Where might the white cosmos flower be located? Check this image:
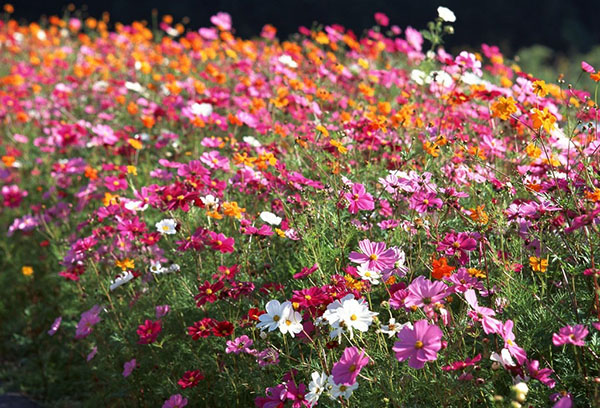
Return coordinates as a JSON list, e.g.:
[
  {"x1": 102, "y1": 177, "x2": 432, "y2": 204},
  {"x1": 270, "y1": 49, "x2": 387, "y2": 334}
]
[
  {"x1": 260, "y1": 211, "x2": 282, "y2": 226},
  {"x1": 328, "y1": 376, "x2": 358, "y2": 399},
  {"x1": 356, "y1": 264, "x2": 382, "y2": 285},
  {"x1": 168, "y1": 264, "x2": 180, "y2": 273},
  {"x1": 156, "y1": 219, "x2": 177, "y2": 235},
  {"x1": 124, "y1": 200, "x2": 148, "y2": 213},
  {"x1": 242, "y1": 135, "x2": 261, "y2": 147},
  {"x1": 490, "y1": 348, "x2": 516, "y2": 369},
  {"x1": 322, "y1": 294, "x2": 378, "y2": 339},
  {"x1": 306, "y1": 372, "x2": 328, "y2": 406},
  {"x1": 200, "y1": 194, "x2": 219, "y2": 211},
  {"x1": 110, "y1": 271, "x2": 134, "y2": 291},
  {"x1": 437, "y1": 6, "x2": 456, "y2": 23},
  {"x1": 190, "y1": 102, "x2": 213, "y2": 117},
  {"x1": 278, "y1": 304, "x2": 303, "y2": 337},
  {"x1": 410, "y1": 69, "x2": 427, "y2": 85},
  {"x1": 257, "y1": 300, "x2": 290, "y2": 332},
  {"x1": 278, "y1": 54, "x2": 298, "y2": 68},
  {"x1": 378, "y1": 318, "x2": 412, "y2": 338},
  {"x1": 149, "y1": 262, "x2": 167, "y2": 274}
]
